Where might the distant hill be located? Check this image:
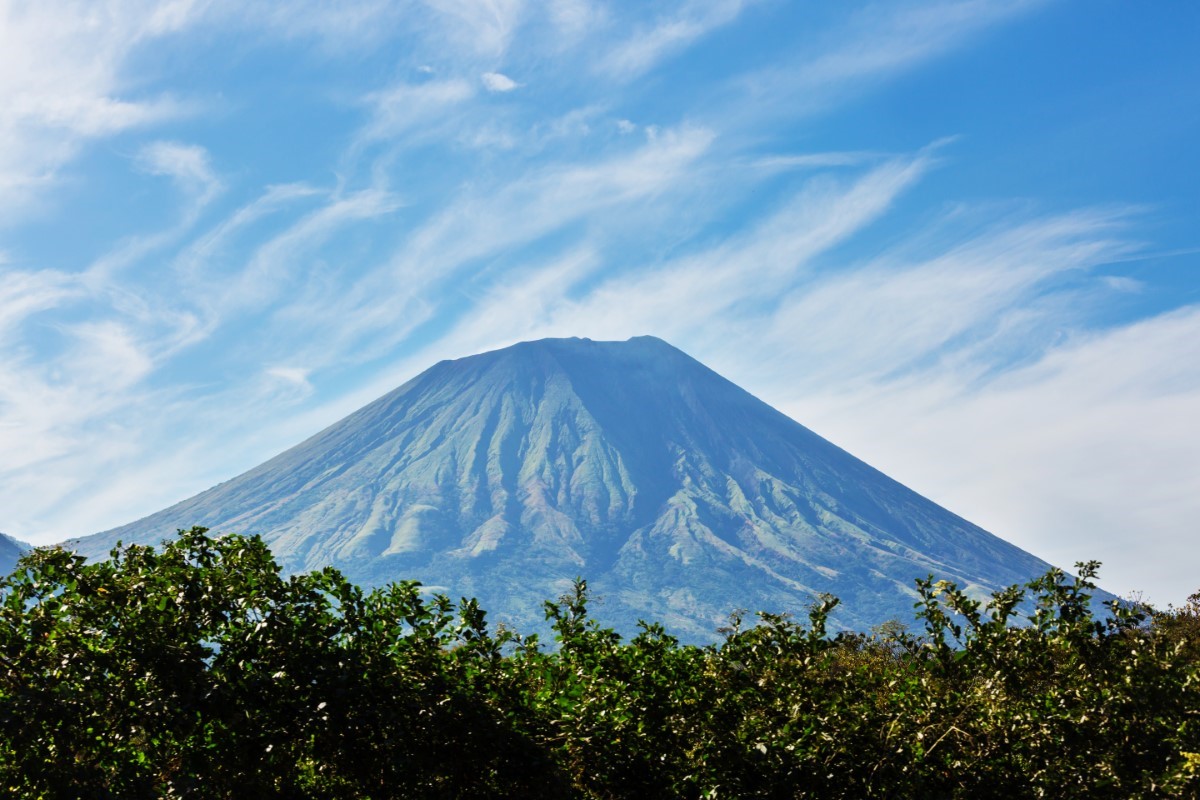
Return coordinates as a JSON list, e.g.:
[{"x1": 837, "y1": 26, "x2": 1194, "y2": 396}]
[
  {"x1": 67, "y1": 336, "x2": 1062, "y2": 640},
  {"x1": 0, "y1": 533, "x2": 30, "y2": 577}
]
